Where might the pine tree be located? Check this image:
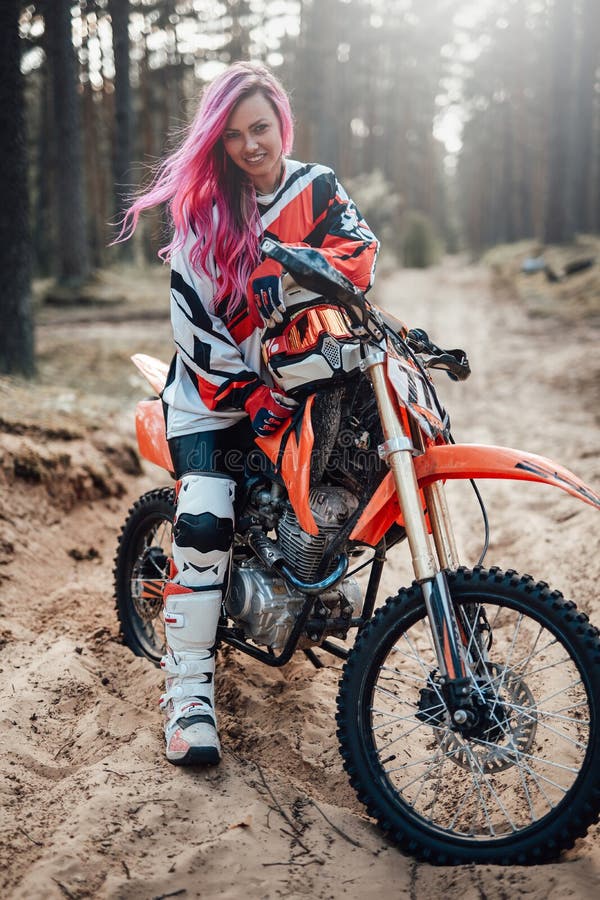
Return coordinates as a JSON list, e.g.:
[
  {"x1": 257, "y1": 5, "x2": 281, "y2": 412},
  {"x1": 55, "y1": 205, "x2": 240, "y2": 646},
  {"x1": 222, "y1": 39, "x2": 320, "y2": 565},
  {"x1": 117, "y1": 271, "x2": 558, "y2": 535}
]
[{"x1": 0, "y1": 0, "x2": 35, "y2": 376}]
